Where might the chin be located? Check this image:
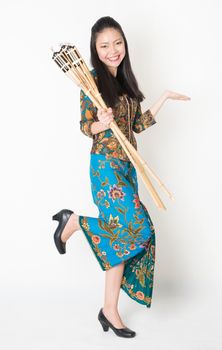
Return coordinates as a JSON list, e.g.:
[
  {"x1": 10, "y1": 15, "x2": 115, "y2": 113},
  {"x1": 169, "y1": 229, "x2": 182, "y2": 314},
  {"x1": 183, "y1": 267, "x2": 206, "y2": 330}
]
[{"x1": 107, "y1": 60, "x2": 123, "y2": 69}]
